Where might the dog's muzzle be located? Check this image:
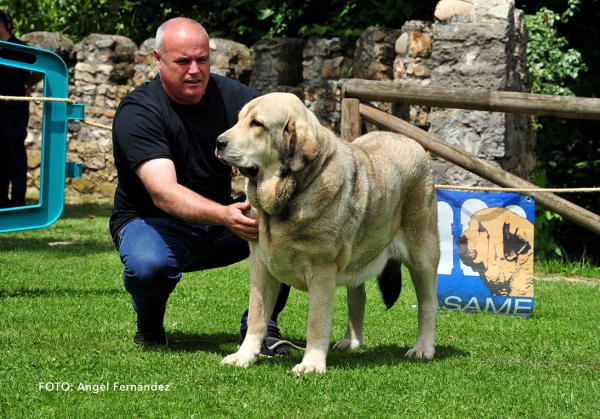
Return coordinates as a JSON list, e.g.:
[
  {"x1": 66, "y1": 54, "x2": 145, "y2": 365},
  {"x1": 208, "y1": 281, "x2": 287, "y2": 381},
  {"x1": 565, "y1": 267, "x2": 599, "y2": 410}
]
[
  {"x1": 215, "y1": 136, "x2": 259, "y2": 178},
  {"x1": 215, "y1": 136, "x2": 229, "y2": 157}
]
